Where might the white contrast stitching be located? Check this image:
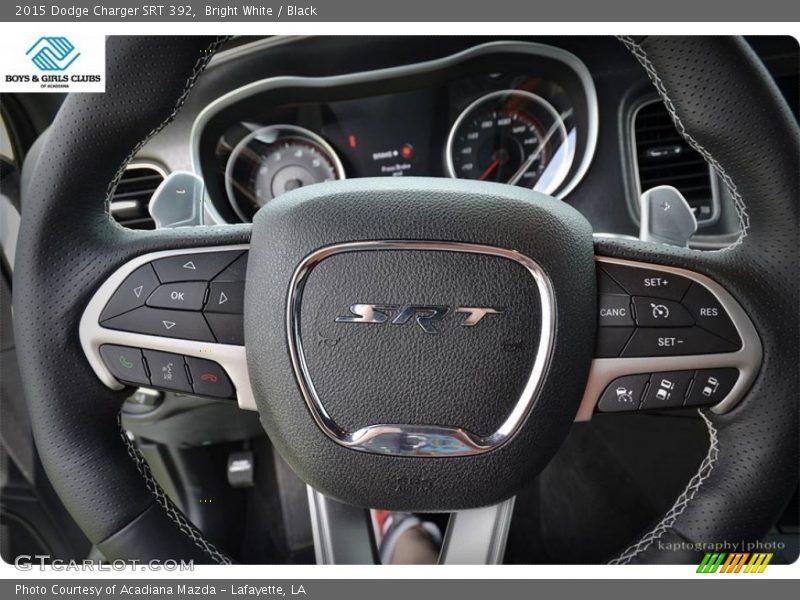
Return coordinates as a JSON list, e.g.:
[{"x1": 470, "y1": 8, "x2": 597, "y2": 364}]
[
  {"x1": 617, "y1": 35, "x2": 749, "y2": 251},
  {"x1": 119, "y1": 422, "x2": 232, "y2": 564},
  {"x1": 109, "y1": 36, "x2": 233, "y2": 564},
  {"x1": 103, "y1": 36, "x2": 230, "y2": 216},
  {"x1": 609, "y1": 410, "x2": 719, "y2": 565}
]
